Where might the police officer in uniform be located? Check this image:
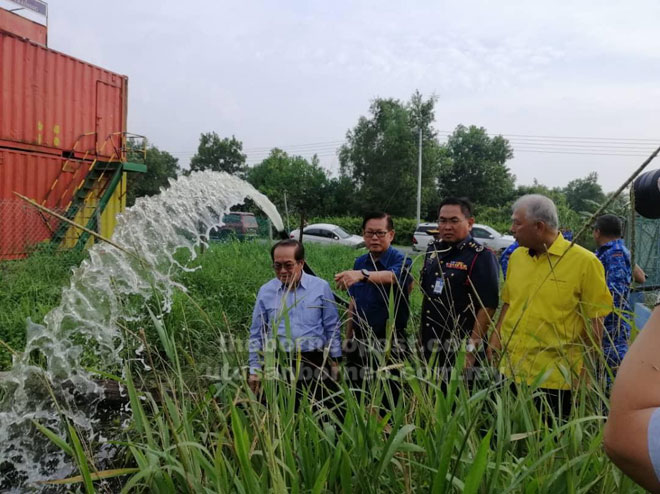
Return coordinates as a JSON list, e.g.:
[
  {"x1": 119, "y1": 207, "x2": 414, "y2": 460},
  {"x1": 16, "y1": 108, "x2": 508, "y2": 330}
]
[{"x1": 420, "y1": 197, "x2": 500, "y2": 379}]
